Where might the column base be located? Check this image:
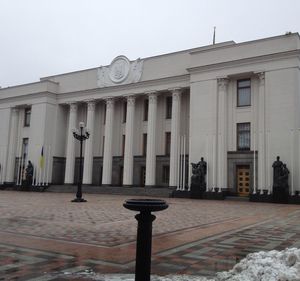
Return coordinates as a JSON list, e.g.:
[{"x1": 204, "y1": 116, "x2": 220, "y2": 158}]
[
  {"x1": 122, "y1": 185, "x2": 134, "y2": 188},
  {"x1": 3, "y1": 182, "x2": 15, "y2": 187},
  {"x1": 145, "y1": 185, "x2": 157, "y2": 188}
]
